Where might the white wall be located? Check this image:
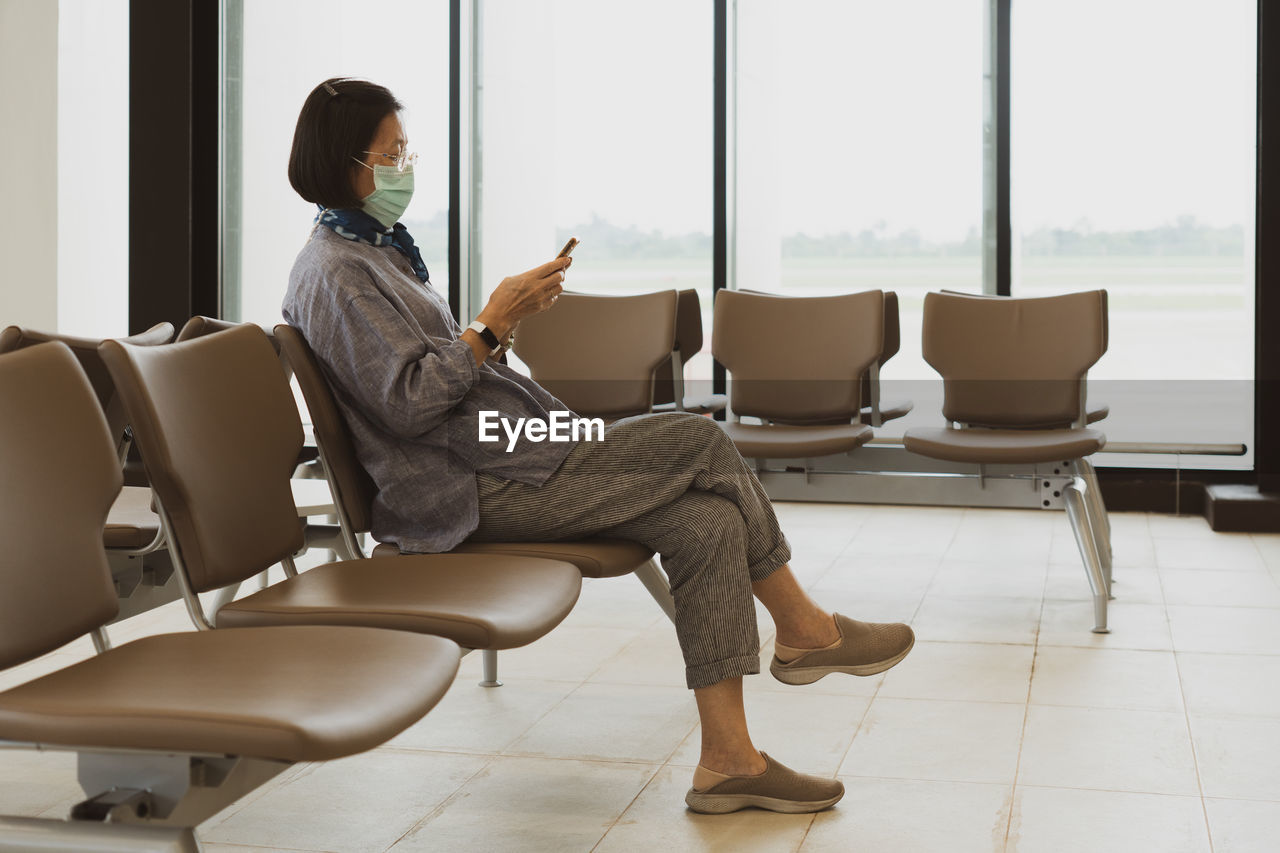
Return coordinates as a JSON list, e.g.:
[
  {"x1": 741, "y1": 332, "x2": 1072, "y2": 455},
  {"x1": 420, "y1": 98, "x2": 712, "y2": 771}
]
[
  {"x1": 0, "y1": 0, "x2": 58, "y2": 330},
  {"x1": 57, "y1": 0, "x2": 128, "y2": 336}
]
